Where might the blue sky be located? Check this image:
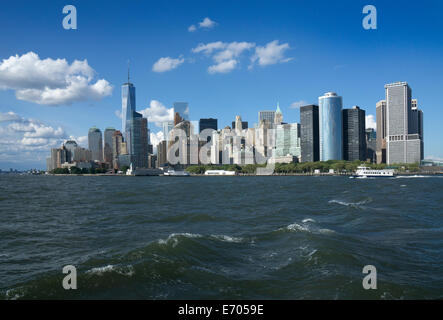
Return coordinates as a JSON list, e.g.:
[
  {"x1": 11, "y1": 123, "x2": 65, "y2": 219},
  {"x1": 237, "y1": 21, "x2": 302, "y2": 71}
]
[{"x1": 0, "y1": 0, "x2": 442, "y2": 169}]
